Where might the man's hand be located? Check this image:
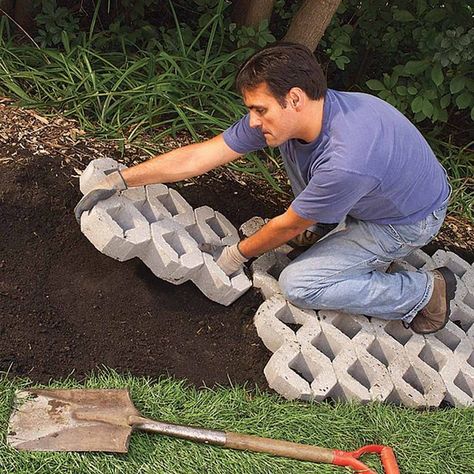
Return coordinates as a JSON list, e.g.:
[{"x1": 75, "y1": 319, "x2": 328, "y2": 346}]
[
  {"x1": 200, "y1": 243, "x2": 248, "y2": 276},
  {"x1": 74, "y1": 170, "x2": 127, "y2": 223}
]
